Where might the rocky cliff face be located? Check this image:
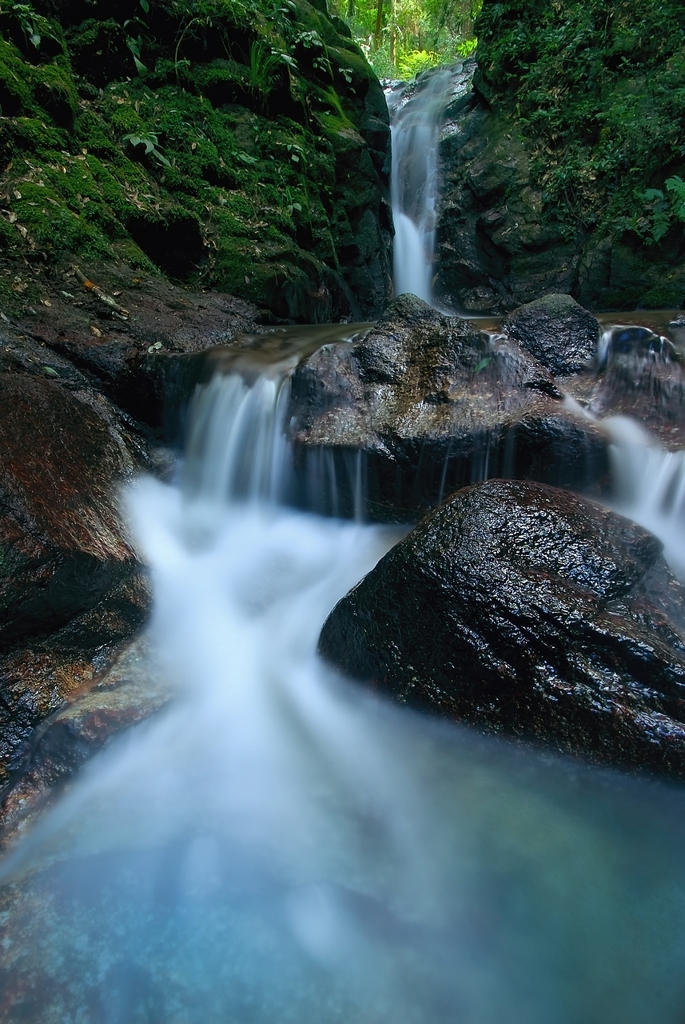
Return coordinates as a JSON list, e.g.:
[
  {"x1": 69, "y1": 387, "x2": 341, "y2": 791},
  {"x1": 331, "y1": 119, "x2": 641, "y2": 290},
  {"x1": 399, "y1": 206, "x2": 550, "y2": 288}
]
[
  {"x1": 0, "y1": 0, "x2": 392, "y2": 322},
  {"x1": 433, "y1": 0, "x2": 685, "y2": 316}
]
